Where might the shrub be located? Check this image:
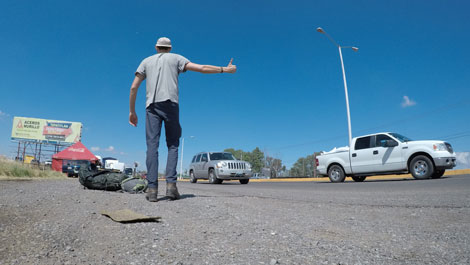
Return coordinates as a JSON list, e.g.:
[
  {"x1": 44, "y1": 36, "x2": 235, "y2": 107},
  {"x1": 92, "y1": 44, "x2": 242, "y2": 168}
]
[{"x1": 0, "y1": 157, "x2": 66, "y2": 179}]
